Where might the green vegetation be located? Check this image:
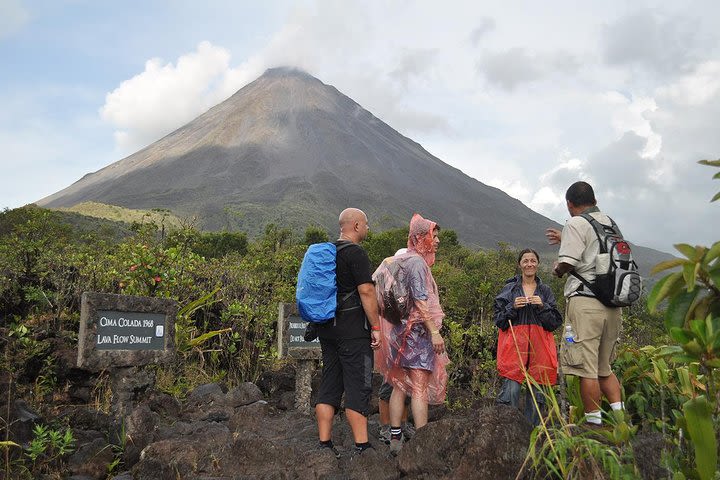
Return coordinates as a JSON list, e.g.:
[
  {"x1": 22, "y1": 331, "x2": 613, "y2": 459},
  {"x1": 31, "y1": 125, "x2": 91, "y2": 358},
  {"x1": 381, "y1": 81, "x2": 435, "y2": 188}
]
[
  {"x1": 0, "y1": 161, "x2": 718, "y2": 477},
  {"x1": 54, "y1": 201, "x2": 184, "y2": 229}
]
